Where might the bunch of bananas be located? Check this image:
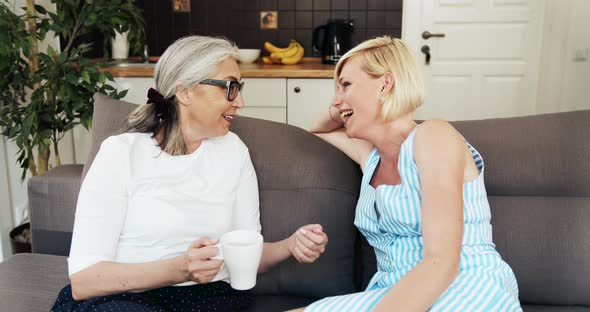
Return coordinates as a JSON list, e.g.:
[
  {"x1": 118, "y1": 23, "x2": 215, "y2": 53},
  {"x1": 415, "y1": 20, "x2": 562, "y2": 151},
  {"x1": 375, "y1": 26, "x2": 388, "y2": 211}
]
[{"x1": 262, "y1": 39, "x2": 304, "y2": 65}]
